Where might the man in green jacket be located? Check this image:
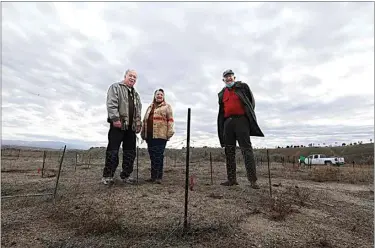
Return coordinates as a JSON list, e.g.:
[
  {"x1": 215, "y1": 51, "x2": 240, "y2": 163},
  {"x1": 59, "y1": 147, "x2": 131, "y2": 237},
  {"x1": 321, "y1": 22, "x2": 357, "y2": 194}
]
[
  {"x1": 102, "y1": 69, "x2": 142, "y2": 185},
  {"x1": 217, "y1": 69, "x2": 264, "y2": 189}
]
